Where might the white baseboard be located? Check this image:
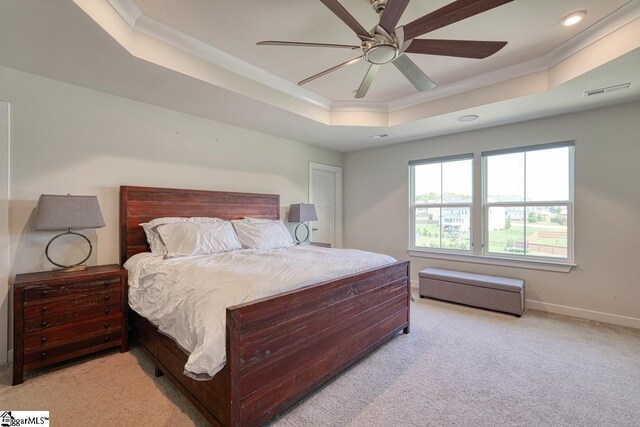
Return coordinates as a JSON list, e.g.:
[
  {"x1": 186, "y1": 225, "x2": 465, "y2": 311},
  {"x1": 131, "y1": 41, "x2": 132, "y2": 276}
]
[
  {"x1": 411, "y1": 279, "x2": 639, "y2": 329},
  {"x1": 525, "y1": 300, "x2": 640, "y2": 329},
  {"x1": 7, "y1": 349, "x2": 13, "y2": 364}
]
